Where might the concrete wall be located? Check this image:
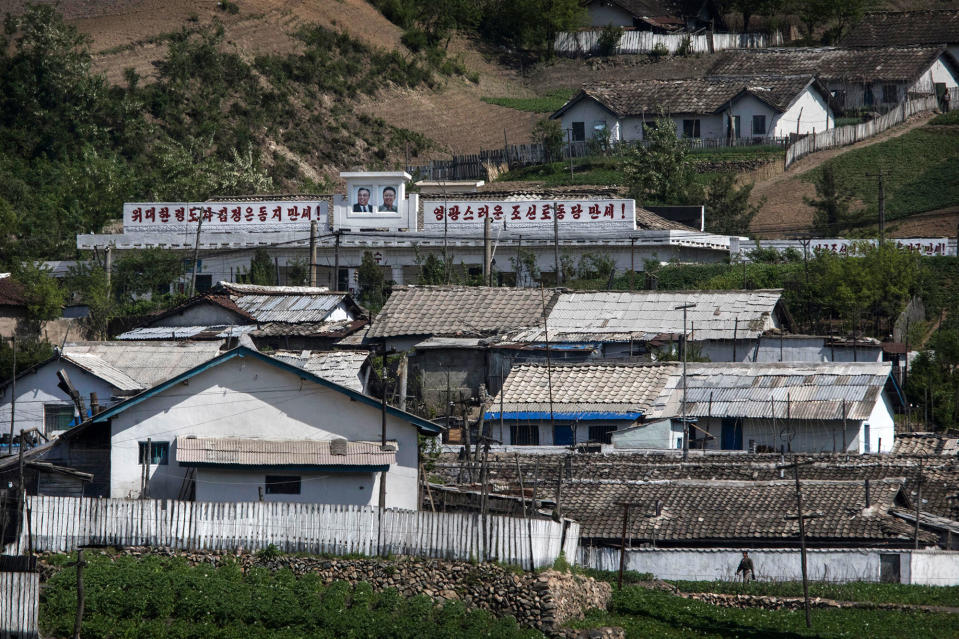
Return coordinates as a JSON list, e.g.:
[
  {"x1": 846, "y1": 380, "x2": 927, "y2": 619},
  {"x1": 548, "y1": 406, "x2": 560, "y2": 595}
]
[
  {"x1": 194, "y1": 468, "x2": 378, "y2": 504},
  {"x1": 586, "y1": 2, "x2": 634, "y2": 27},
  {"x1": 911, "y1": 57, "x2": 959, "y2": 94},
  {"x1": 412, "y1": 347, "x2": 488, "y2": 410},
  {"x1": 612, "y1": 418, "x2": 682, "y2": 449},
  {"x1": 154, "y1": 303, "x2": 243, "y2": 327},
  {"x1": 775, "y1": 87, "x2": 833, "y2": 137},
  {"x1": 695, "y1": 416, "x2": 864, "y2": 453},
  {"x1": 701, "y1": 337, "x2": 883, "y2": 363},
  {"x1": 556, "y1": 98, "x2": 621, "y2": 141},
  {"x1": 108, "y1": 355, "x2": 422, "y2": 509},
  {"x1": 499, "y1": 419, "x2": 630, "y2": 446},
  {"x1": 579, "y1": 546, "x2": 959, "y2": 585},
  {"x1": 0, "y1": 359, "x2": 122, "y2": 437}
]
